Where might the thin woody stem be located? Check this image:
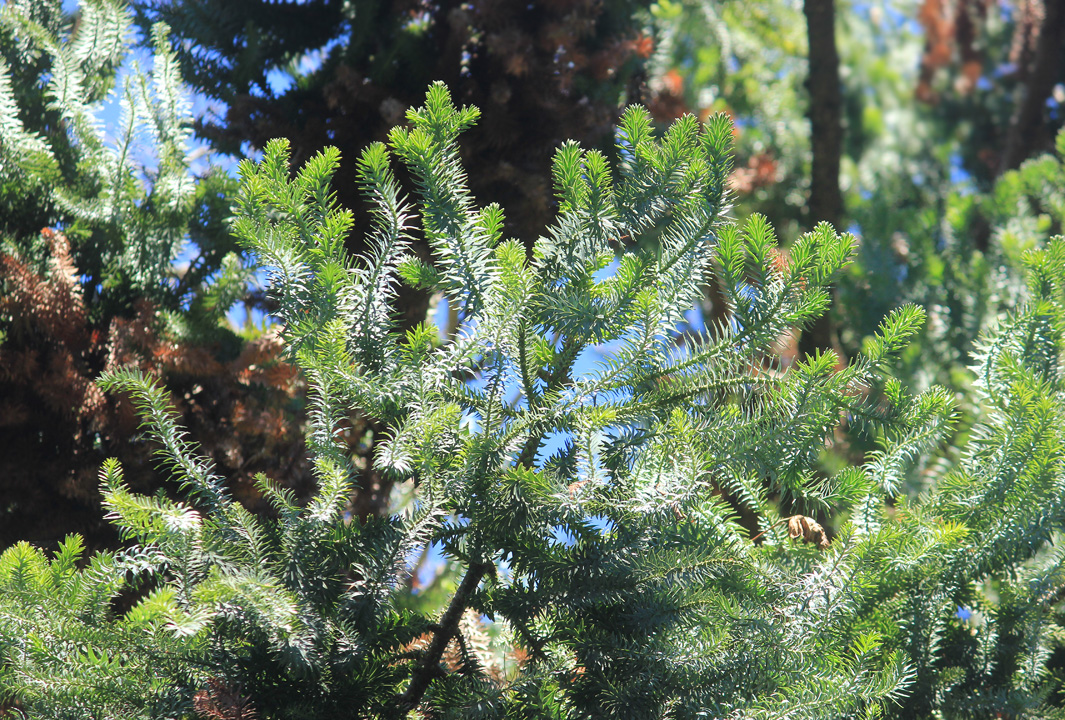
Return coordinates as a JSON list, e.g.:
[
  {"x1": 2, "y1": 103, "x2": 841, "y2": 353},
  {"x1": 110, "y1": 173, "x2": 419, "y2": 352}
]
[
  {"x1": 749, "y1": 518, "x2": 787, "y2": 545},
  {"x1": 392, "y1": 561, "x2": 490, "y2": 714}
]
